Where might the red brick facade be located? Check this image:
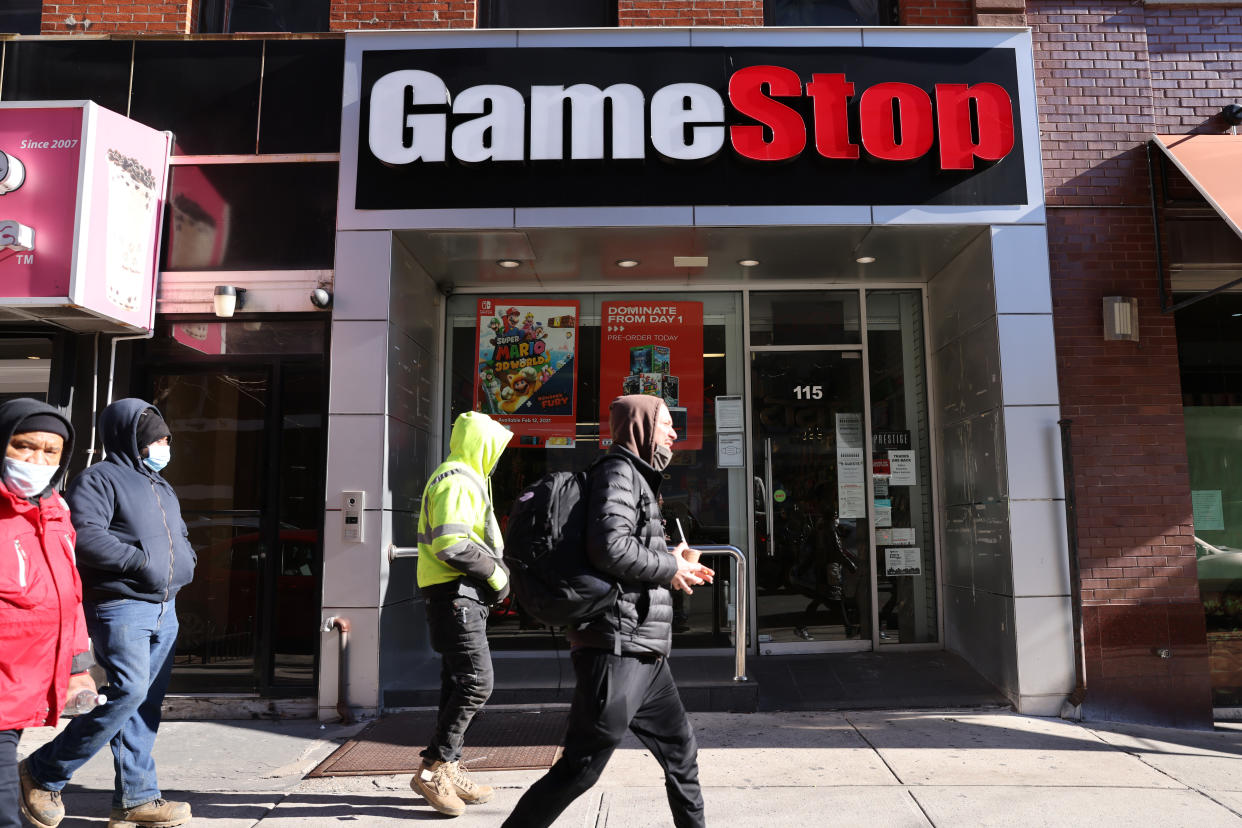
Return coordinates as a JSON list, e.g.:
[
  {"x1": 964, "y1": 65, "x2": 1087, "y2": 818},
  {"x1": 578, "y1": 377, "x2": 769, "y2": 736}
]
[
  {"x1": 330, "y1": 0, "x2": 475, "y2": 29},
  {"x1": 619, "y1": 0, "x2": 763, "y2": 25},
  {"x1": 1030, "y1": 0, "x2": 1241, "y2": 724},
  {"x1": 40, "y1": 1, "x2": 194, "y2": 33}
]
